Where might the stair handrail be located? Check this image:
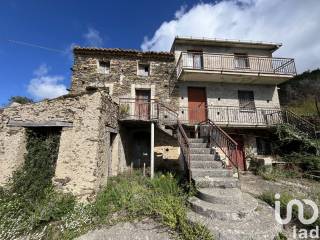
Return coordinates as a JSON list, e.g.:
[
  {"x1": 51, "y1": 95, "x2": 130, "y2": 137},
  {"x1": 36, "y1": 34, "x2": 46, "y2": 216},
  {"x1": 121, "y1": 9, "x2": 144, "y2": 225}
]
[
  {"x1": 154, "y1": 100, "x2": 179, "y2": 124},
  {"x1": 198, "y1": 119, "x2": 239, "y2": 177},
  {"x1": 282, "y1": 108, "x2": 317, "y2": 138},
  {"x1": 177, "y1": 120, "x2": 192, "y2": 183}
]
